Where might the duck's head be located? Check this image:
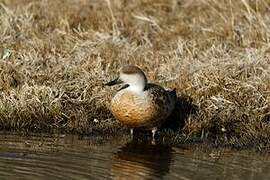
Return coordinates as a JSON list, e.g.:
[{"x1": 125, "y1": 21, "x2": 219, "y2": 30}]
[{"x1": 105, "y1": 65, "x2": 147, "y2": 91}]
